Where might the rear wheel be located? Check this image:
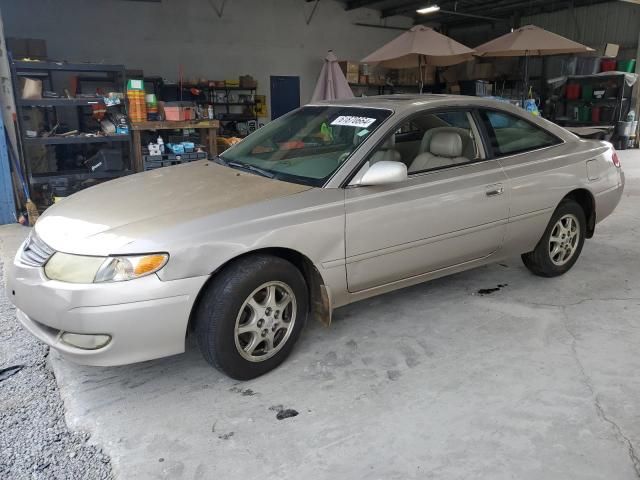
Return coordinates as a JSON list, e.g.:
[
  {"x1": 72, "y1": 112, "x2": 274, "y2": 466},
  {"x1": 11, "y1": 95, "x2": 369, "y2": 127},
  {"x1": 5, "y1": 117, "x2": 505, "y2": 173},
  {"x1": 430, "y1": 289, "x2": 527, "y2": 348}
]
[
  {"x1": 521, "y1": 199, "x2": 586, "y2": 277},
  {"x1": 195, "y1": 254, "x2": 308, "y2": 379}
]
